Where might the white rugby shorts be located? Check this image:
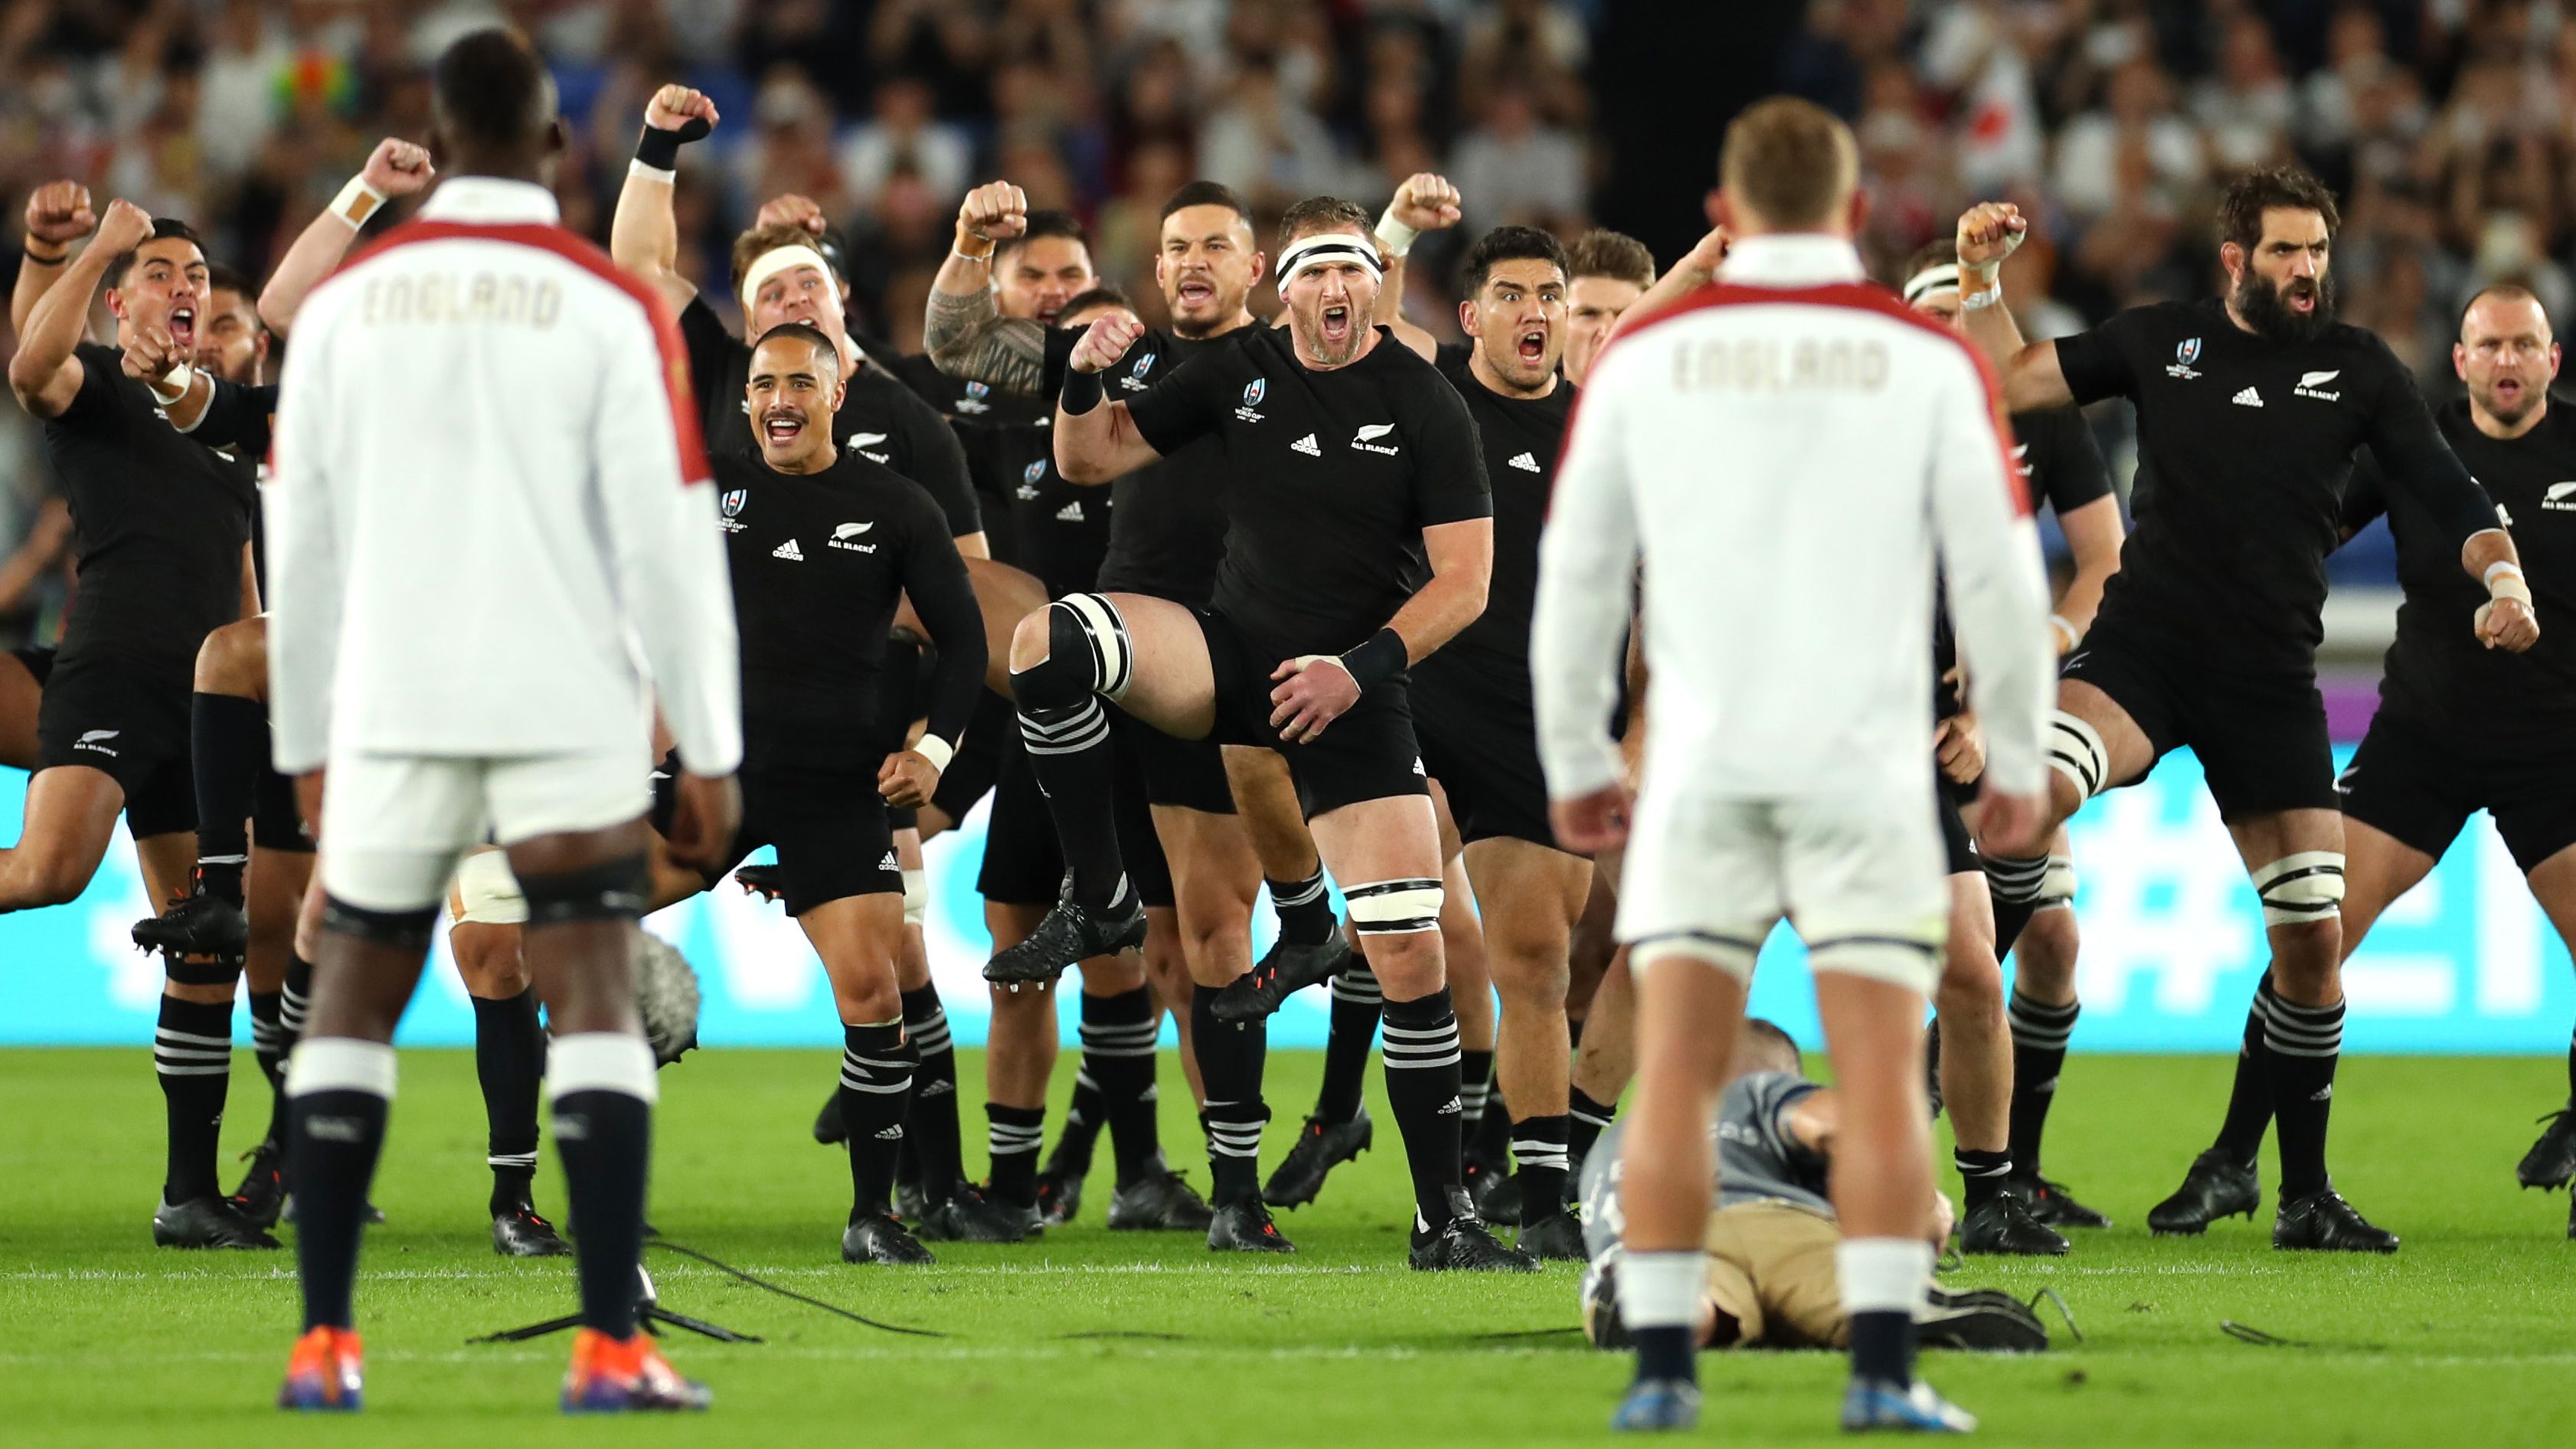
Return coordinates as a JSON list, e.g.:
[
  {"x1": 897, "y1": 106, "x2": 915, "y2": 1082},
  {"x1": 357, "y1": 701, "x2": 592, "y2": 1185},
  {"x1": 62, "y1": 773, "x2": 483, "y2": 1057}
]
[
  {"x1": 321, "y1": 745, "x2": 649, "y2": 913},
  {"x1": 1615, "y1": 786, "x2": 1949, "y2": 994}
]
